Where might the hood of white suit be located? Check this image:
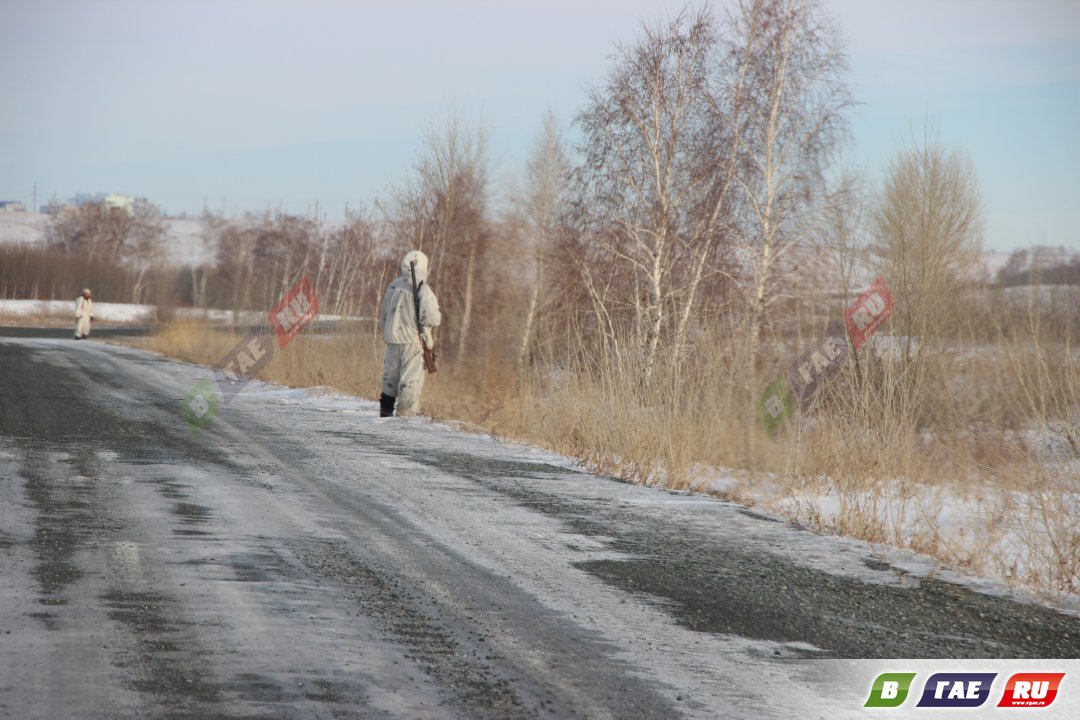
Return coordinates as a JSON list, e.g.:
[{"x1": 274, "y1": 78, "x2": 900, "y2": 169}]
[{"x1": 401, "y1": 250, "x2": 429, "y2": 284}]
